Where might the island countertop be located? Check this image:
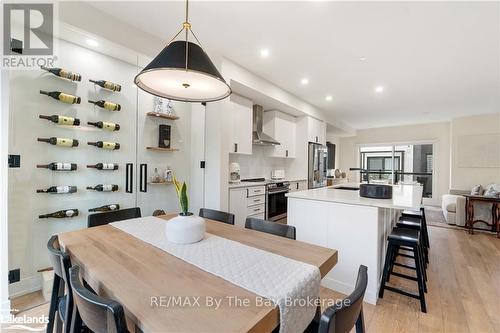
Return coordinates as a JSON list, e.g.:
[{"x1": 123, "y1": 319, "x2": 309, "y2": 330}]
[{"x1": 286, "y1": 183, "x2": 423, "y2": 210}]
